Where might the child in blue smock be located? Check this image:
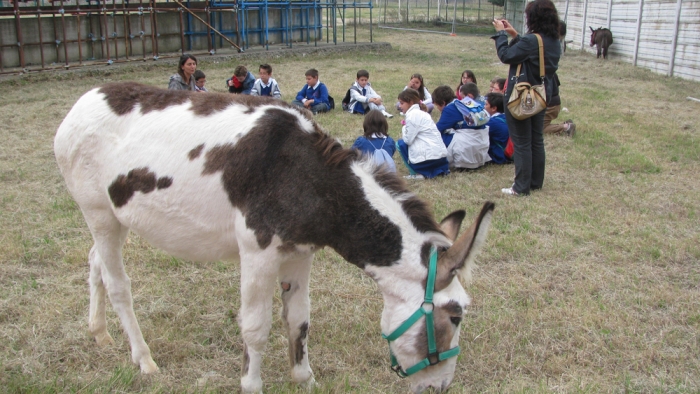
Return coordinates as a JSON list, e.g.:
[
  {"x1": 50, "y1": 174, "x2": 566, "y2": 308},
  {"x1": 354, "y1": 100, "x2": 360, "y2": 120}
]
[{"x1": 351, "y1": 110, "x2": 397, "y2": 173}]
